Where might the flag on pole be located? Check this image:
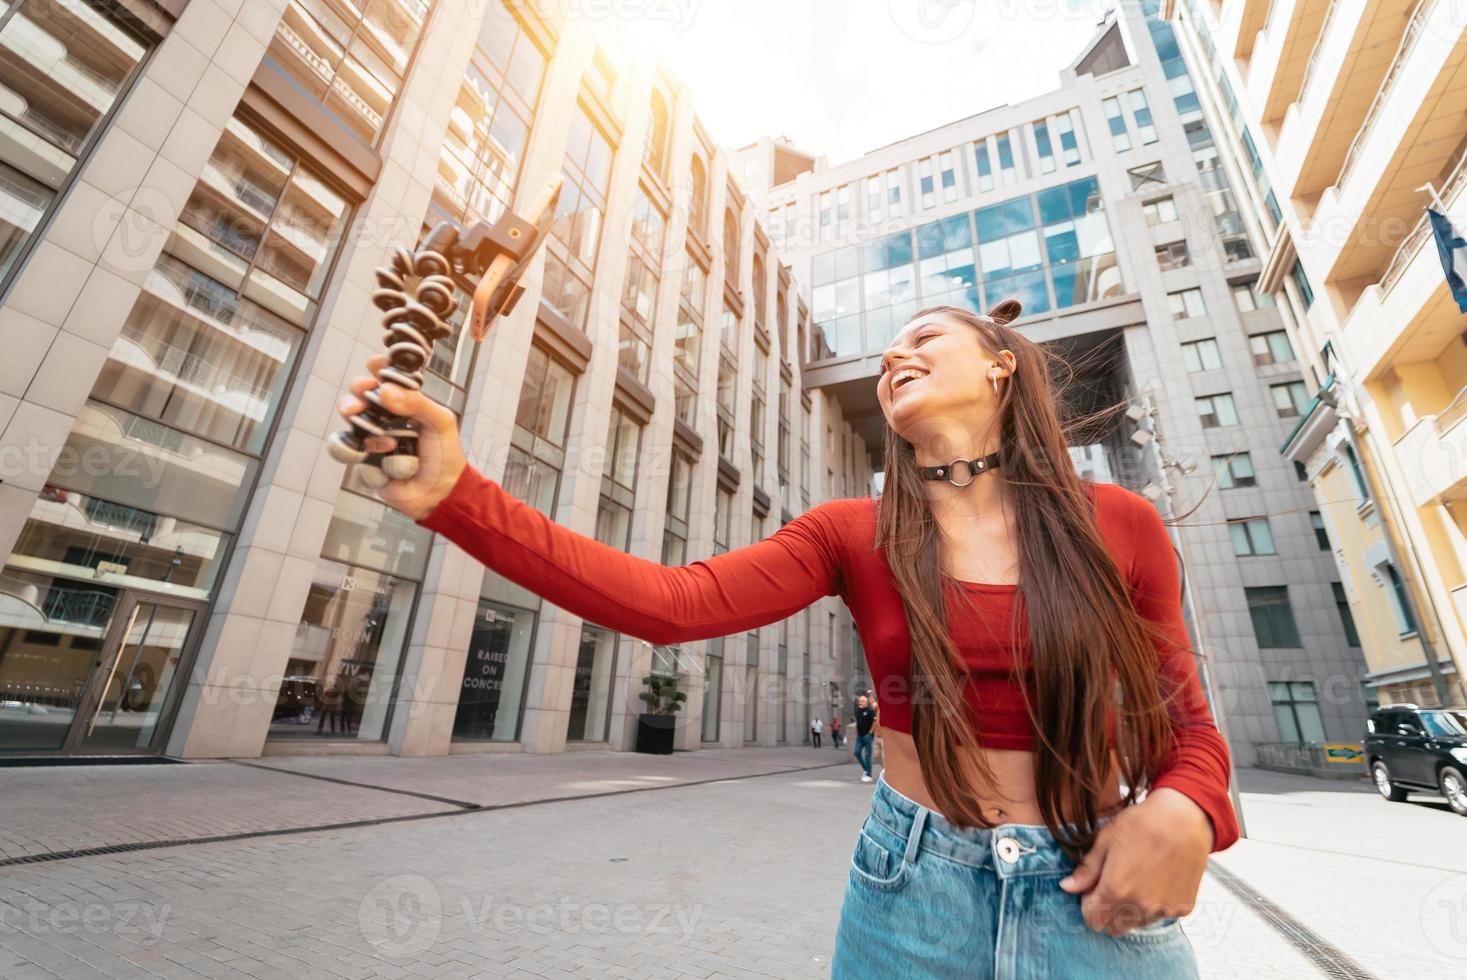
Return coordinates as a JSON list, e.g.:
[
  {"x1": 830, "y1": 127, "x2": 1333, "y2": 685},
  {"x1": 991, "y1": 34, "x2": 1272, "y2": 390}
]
[{"x1": 1428, "y1": 208, "x2": 1467, "y2": 313}]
